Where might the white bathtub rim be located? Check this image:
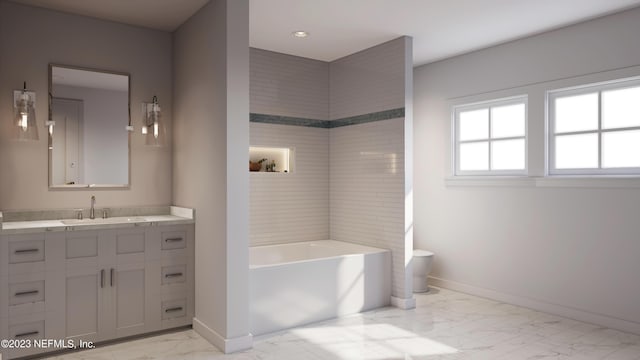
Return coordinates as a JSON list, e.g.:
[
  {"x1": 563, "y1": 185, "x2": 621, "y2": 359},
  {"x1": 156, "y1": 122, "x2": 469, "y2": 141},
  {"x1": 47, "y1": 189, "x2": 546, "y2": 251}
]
[
  {"x1": 250, "y1": 239, "x2": 388, "y2": 253},
  {"x1": 250, "y1": 251, "x2": 390, "y2": 270},
  {"x1": 249, "y1": 239, "x2": 390, "y2": 270}
]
